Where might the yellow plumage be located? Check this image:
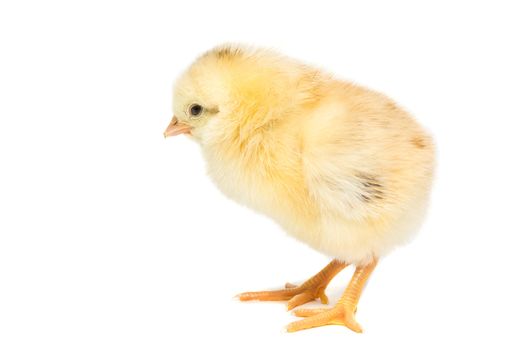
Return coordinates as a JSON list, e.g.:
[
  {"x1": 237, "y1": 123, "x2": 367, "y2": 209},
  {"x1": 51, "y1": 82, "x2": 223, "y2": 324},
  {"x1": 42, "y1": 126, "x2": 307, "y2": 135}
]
[{"x1": 165, "y1": 44, "x2": 435, "y2": 332}]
